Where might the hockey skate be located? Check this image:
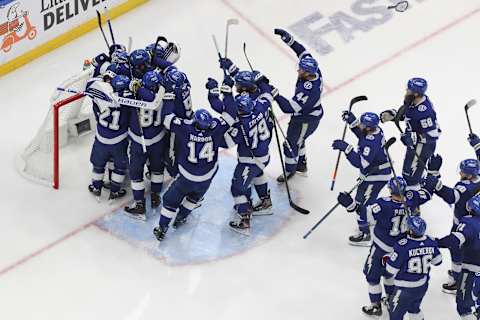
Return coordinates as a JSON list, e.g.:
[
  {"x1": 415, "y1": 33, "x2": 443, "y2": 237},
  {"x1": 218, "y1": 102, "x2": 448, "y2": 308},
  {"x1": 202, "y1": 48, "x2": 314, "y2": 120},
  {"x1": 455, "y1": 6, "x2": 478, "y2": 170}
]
[
  {"x1": 229, "y1": 213, "x2": 251, "y2": 236},
  {"x1": 296, "y1": 159, "x2": 308, "y2": 176},
  {"x1": 361, "y1": 303, "x2": 382, "y2": 316},
  {"x1": 88, "y1": 184, "x2": 101, "y2": 202},
  {"x1": 172, "y1": 215, "x2": 188, "y2": 229},
  {"x1": 441, "y1": 280, "x2": 457, "y2": 294},
  {"x1": 151, "y1": 192, "x2": 161, "y2": 210},
  {"x1": 153, "y1": 225, "x2": 168, "y2": 241},
  {"x1": 252, "y1": 194, "x2": 273, "y2": 216},
  {"x1": 277, "y1": 171, "x2": 295, "y2": 183},
  {"x1": 108, "y1": 189, "x2": 126, "y2": 201},
  {"x1": 124, "y1": 200, "x2": 147, "y2": 221},
  {"x1": 349, "y1": 231, "x2": 371, "y2": 247}
]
